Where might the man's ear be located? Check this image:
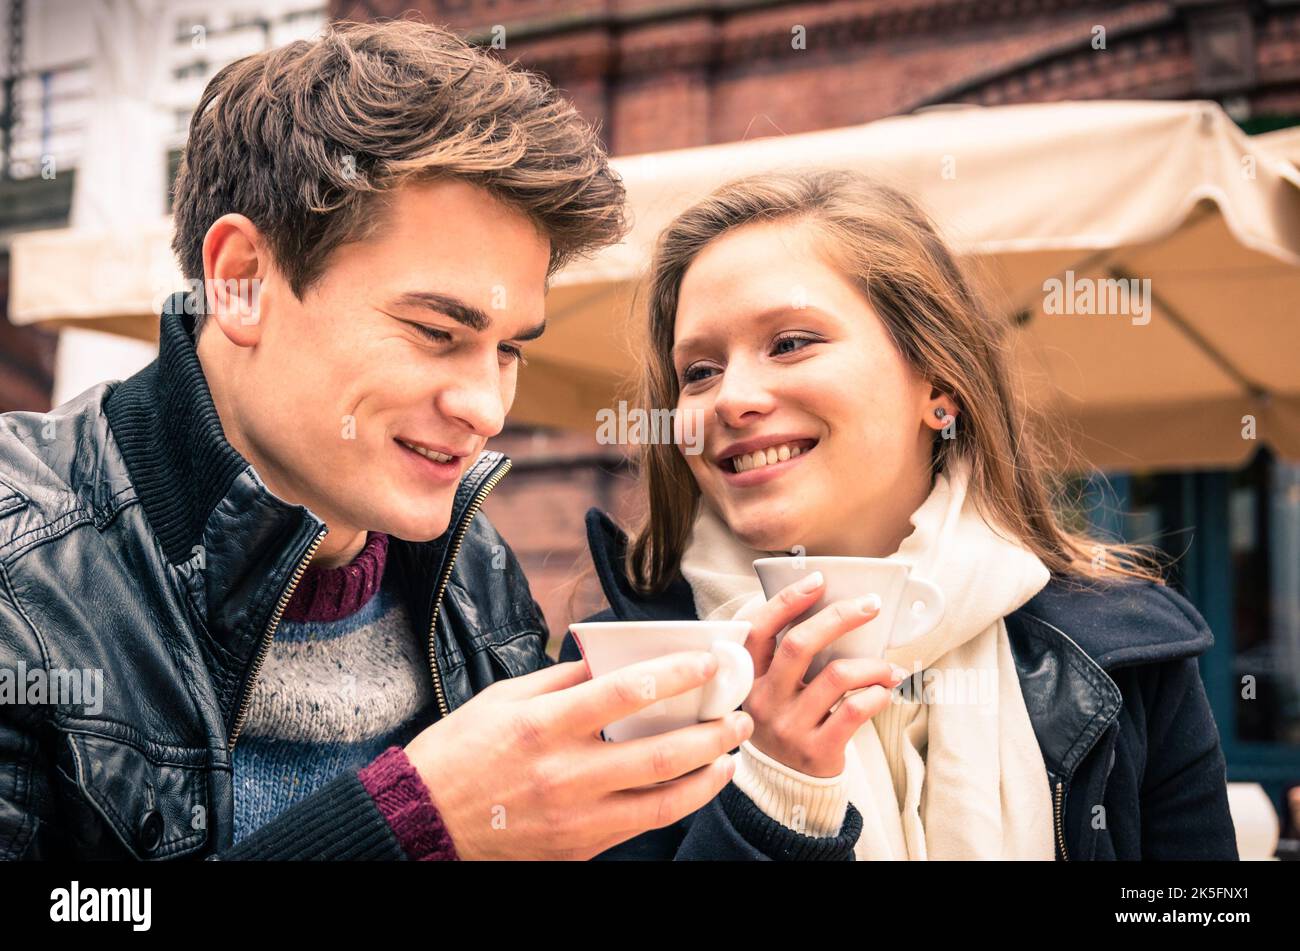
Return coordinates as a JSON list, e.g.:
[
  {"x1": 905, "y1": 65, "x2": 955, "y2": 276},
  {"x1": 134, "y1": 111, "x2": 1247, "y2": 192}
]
[{"x1": 201, "y1": 214, "x2": 267, "y2": 345}]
